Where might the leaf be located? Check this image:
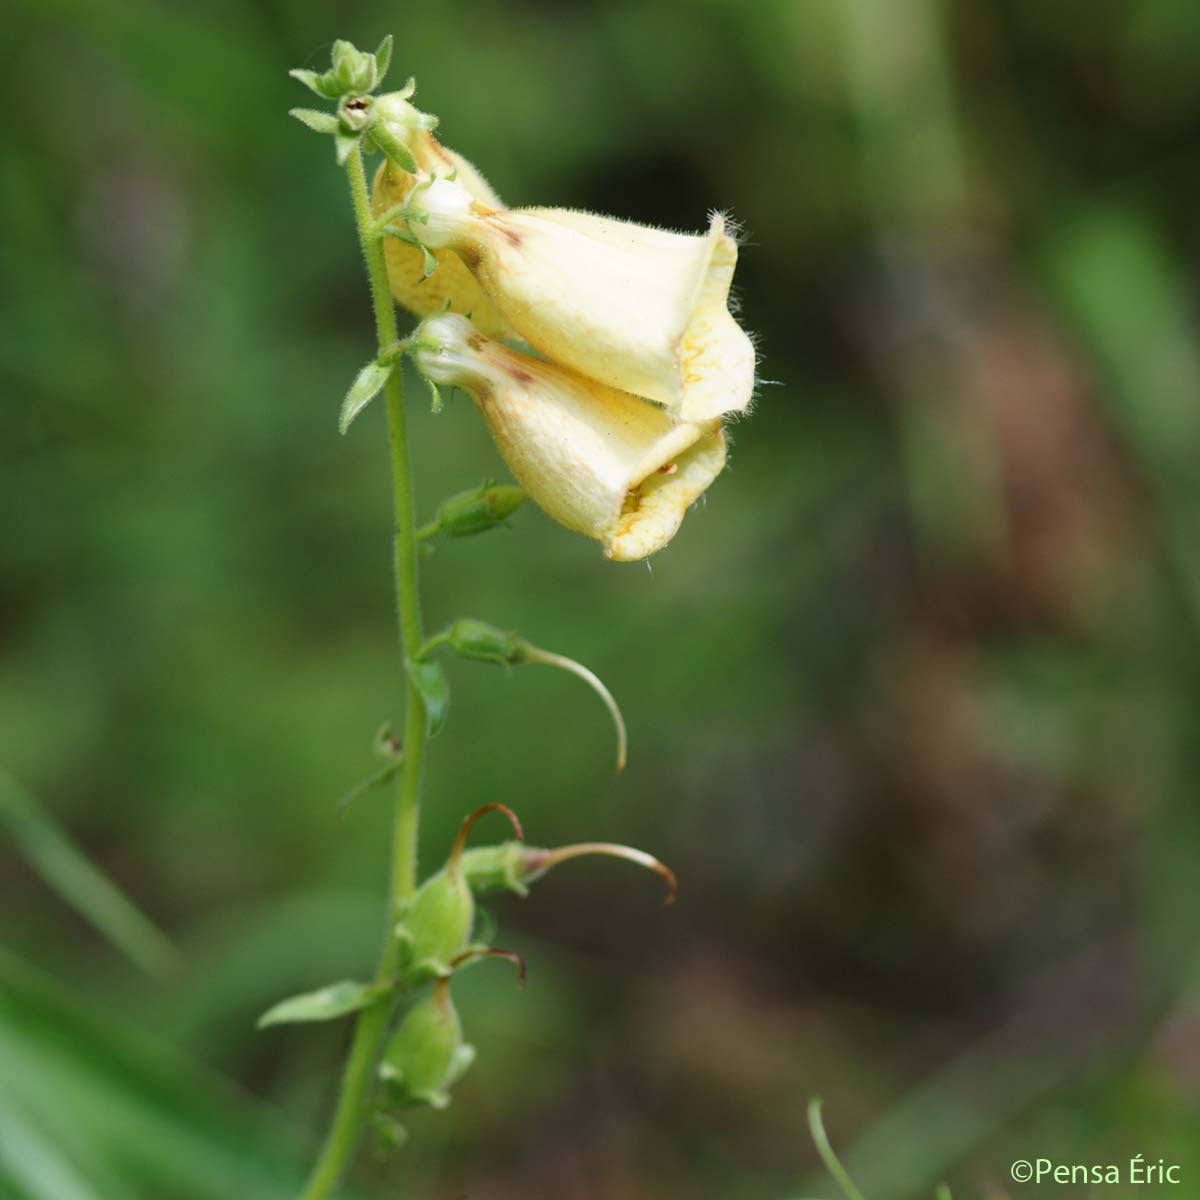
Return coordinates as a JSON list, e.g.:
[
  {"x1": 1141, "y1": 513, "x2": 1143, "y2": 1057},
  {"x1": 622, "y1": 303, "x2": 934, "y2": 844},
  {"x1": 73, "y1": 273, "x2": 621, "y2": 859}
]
[
  {"x1": 407, "y1": 657, "x2": 450, "y2": 736},
  {"x1": 257, "y1": 980, "x2": 389, "y2": 1029},
  {"x1": 420, "y1": 243, "x2": 439, "y2": 280},
  {"x1": 339, "y1": 356, "x2": 395, "y2": 434},
  {"x1": 374, "y1": 34, "x2": 394, "y2": 84},
  {"x1": 288, "y1": 107, "x2": 338, "y2": 134},
  {"x1": 0, "y1": 770, "x2": 177, "y2": 976}
]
